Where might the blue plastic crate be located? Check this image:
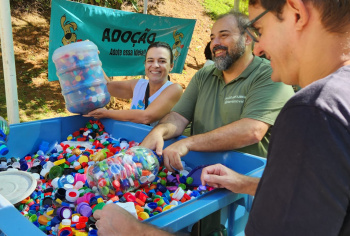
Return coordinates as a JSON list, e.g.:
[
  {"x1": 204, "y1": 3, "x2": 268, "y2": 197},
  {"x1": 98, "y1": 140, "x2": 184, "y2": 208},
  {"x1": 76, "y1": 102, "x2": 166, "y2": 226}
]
[{"x1": 0, "y1": 116, "x2": 266, "y2": 235}]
